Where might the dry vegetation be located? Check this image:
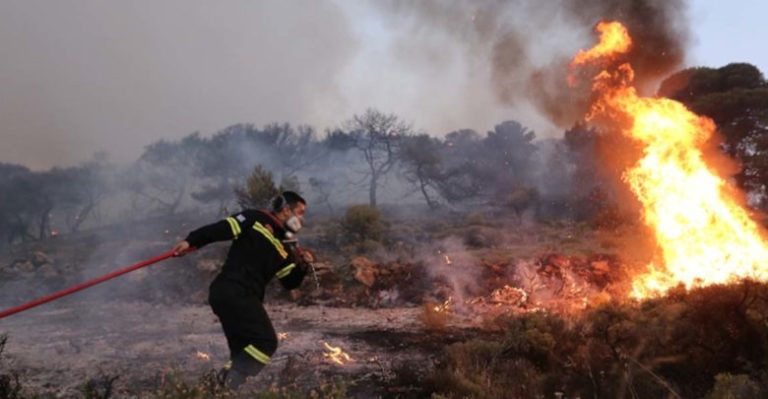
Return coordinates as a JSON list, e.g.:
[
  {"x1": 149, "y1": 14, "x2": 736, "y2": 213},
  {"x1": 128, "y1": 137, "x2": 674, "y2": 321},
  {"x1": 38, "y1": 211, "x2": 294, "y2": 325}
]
[{"x1": 2, "y1": 209, "x2": 768, "y2": 398}]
